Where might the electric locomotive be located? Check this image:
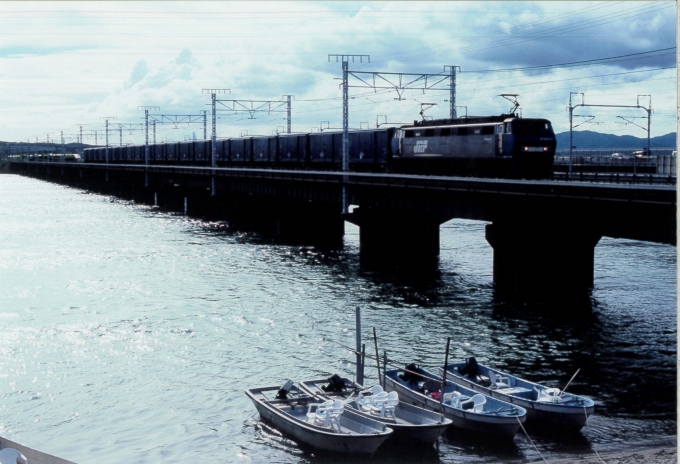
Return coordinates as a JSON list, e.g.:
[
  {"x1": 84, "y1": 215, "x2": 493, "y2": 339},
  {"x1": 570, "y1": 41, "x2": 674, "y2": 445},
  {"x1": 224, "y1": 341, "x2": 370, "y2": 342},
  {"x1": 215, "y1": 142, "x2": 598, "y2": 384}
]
[{"x1": 391, "y1": 114, "x2": 556, "y2": 178}]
